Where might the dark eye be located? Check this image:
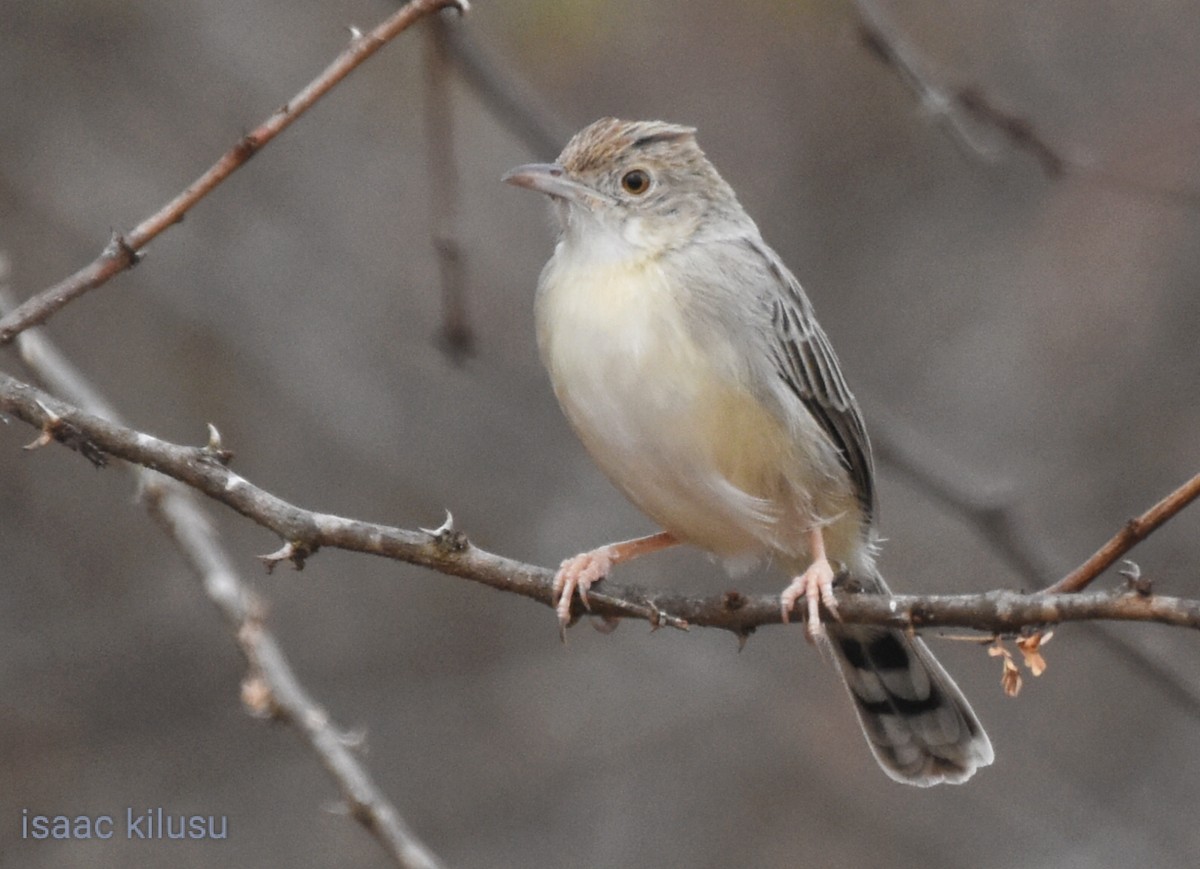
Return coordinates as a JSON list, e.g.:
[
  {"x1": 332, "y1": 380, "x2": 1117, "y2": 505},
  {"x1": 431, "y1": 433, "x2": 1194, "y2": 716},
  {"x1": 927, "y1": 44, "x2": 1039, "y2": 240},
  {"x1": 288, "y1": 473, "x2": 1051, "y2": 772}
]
[{"x1": 620, "y1": 169, "x2": 651, "y2": 195}]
